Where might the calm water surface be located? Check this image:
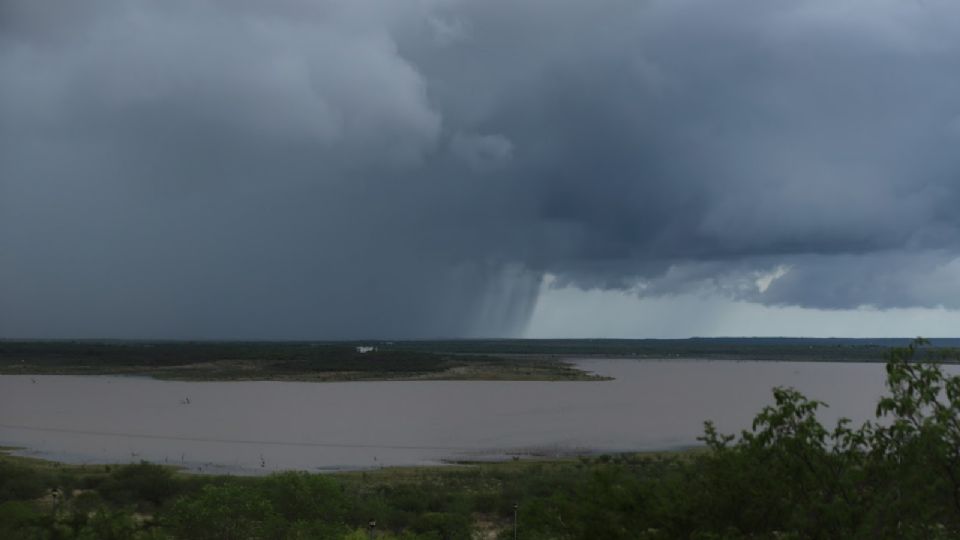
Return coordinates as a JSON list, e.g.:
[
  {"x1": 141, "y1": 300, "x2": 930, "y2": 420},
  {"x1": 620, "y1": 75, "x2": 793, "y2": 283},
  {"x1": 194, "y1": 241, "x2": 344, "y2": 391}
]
[{"x1": 1, "y1": 359, "x2": 945, "y2": 473}]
